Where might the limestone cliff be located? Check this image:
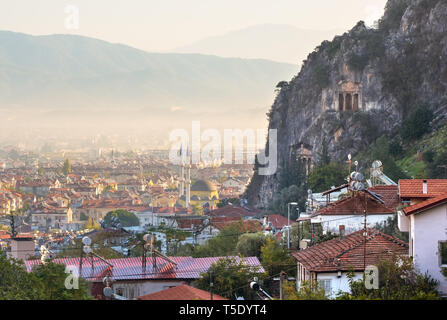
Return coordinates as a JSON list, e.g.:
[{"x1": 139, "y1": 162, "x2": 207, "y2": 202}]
[{"x1": 247, "y1": 0, "x2": 447, "y2": 208}]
